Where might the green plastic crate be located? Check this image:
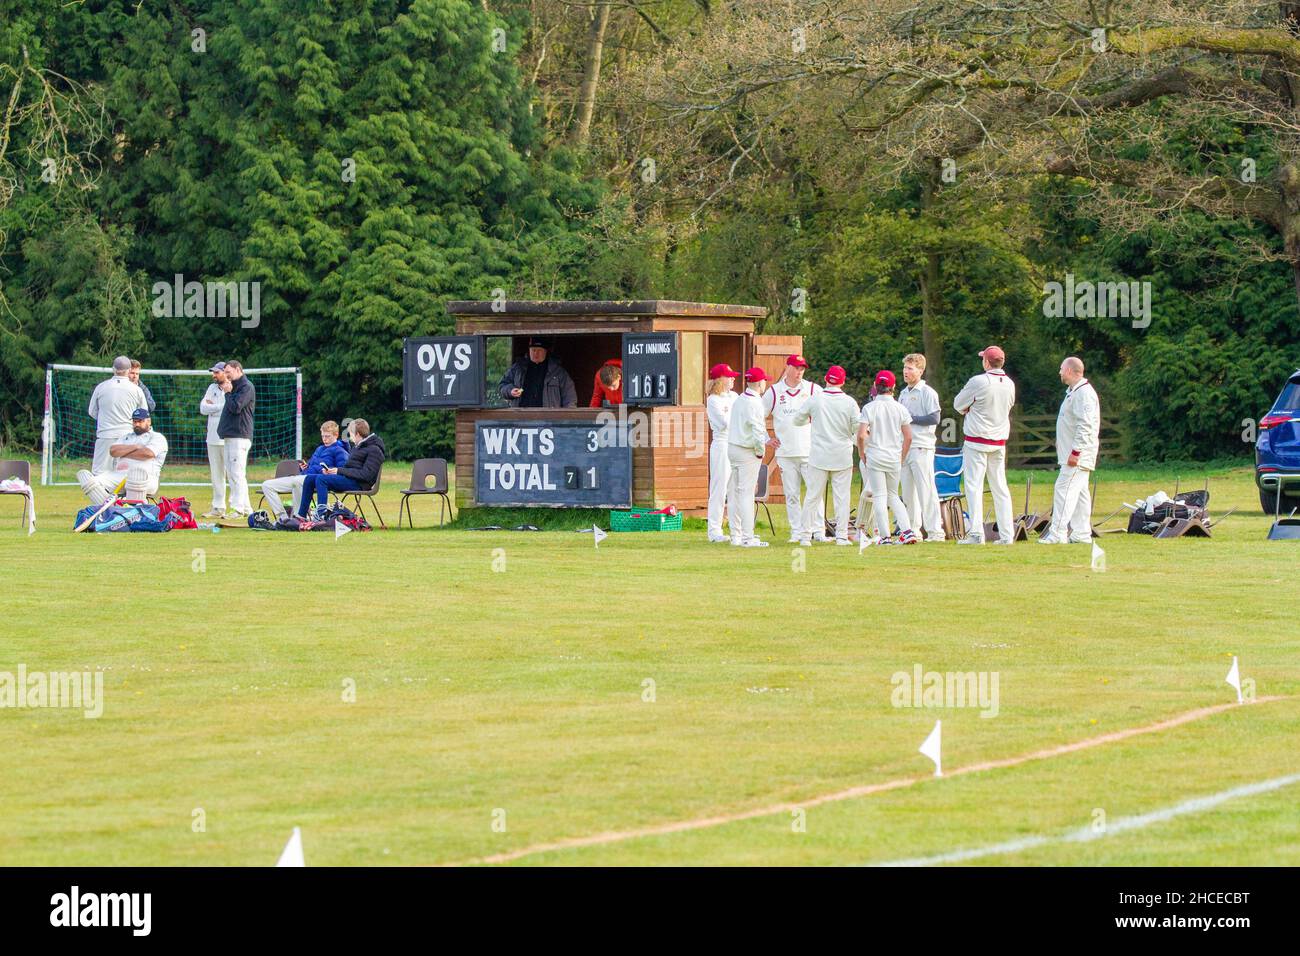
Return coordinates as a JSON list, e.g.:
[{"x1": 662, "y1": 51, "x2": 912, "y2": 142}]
[{"x1": 609, "y1": 509, "x2": 683, "y2": 532}]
